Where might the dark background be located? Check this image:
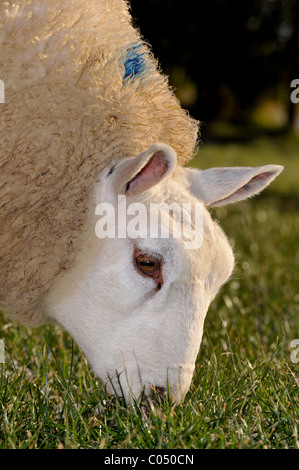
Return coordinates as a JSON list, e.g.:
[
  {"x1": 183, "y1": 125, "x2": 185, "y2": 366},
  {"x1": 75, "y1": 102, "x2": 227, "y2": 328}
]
[{"x1": 129, "y1": 0, "x2": 299, "y2": 140}]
